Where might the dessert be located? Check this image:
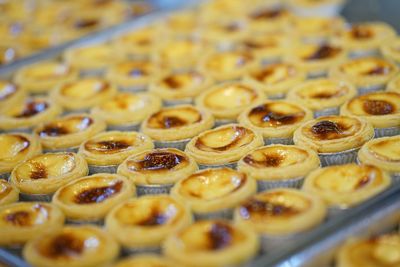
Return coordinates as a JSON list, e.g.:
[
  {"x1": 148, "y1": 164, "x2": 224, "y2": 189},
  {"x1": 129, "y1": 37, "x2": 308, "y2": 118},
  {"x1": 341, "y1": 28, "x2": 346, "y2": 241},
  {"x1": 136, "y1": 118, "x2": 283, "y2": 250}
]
[{"x1": 0, "y1": 180, "x2": 19, "y2": 205}]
